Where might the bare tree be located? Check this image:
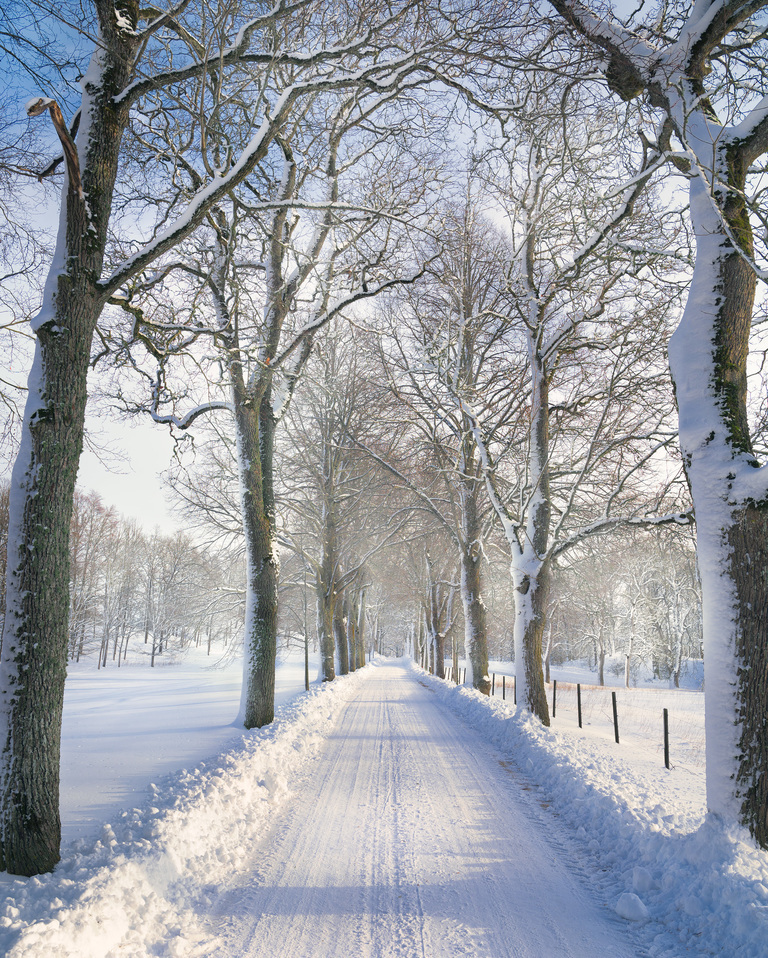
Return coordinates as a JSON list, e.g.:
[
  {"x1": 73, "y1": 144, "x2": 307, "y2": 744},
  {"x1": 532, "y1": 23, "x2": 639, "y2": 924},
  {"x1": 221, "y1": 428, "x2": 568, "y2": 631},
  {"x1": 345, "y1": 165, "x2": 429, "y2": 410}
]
[
  {"x1": 423, "y1": 546, "x2": 458, "y2": 679},
  {"x1": 113, "y1": 74, "x2": 433, "y2": 721},
  {"x1": 372, "y1": 200, "x2": 517, "y2": 694},
  {"x1": 281, "y1": 327, "x2": 410, "y2": 681},
  {"x1": 458, "y1": 82, "x2": 691, "y2": 723},
  {"x1": 547, "y1": 0, "x2": 768, "y2": 848}
]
